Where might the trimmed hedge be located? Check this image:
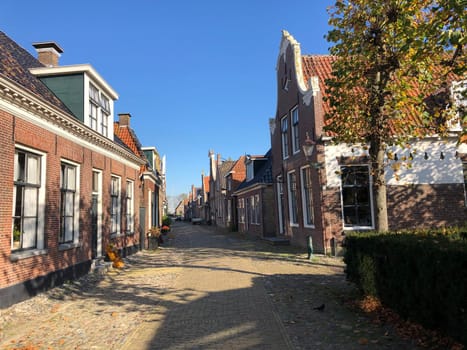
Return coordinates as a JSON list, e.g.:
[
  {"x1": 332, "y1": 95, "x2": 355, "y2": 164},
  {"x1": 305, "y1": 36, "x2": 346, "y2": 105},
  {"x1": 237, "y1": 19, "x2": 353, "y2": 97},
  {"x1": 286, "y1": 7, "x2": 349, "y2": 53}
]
[{"x1": 344, "y1": 227, "x2": 467, "y2": 345}]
